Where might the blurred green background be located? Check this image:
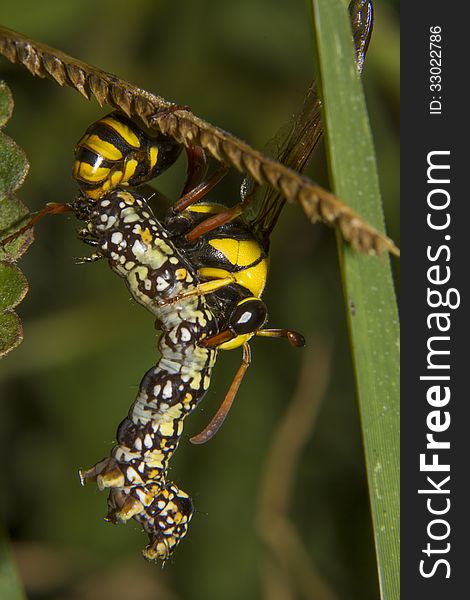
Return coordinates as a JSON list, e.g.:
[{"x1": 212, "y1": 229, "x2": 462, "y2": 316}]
[{"x1": 0, "y1": 0, "x2": 399, "y2": 598}]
